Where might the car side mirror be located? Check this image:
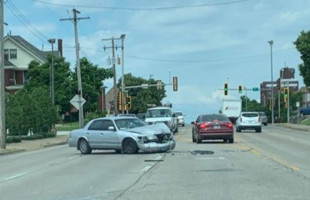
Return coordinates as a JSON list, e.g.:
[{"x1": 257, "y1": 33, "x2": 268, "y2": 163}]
[
  {"x1": 191, "y1": 121, "x2": 196, "y2": 125},
  {"x1": 108, "y1": 126, "x2": 116, "y2": 131}
]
